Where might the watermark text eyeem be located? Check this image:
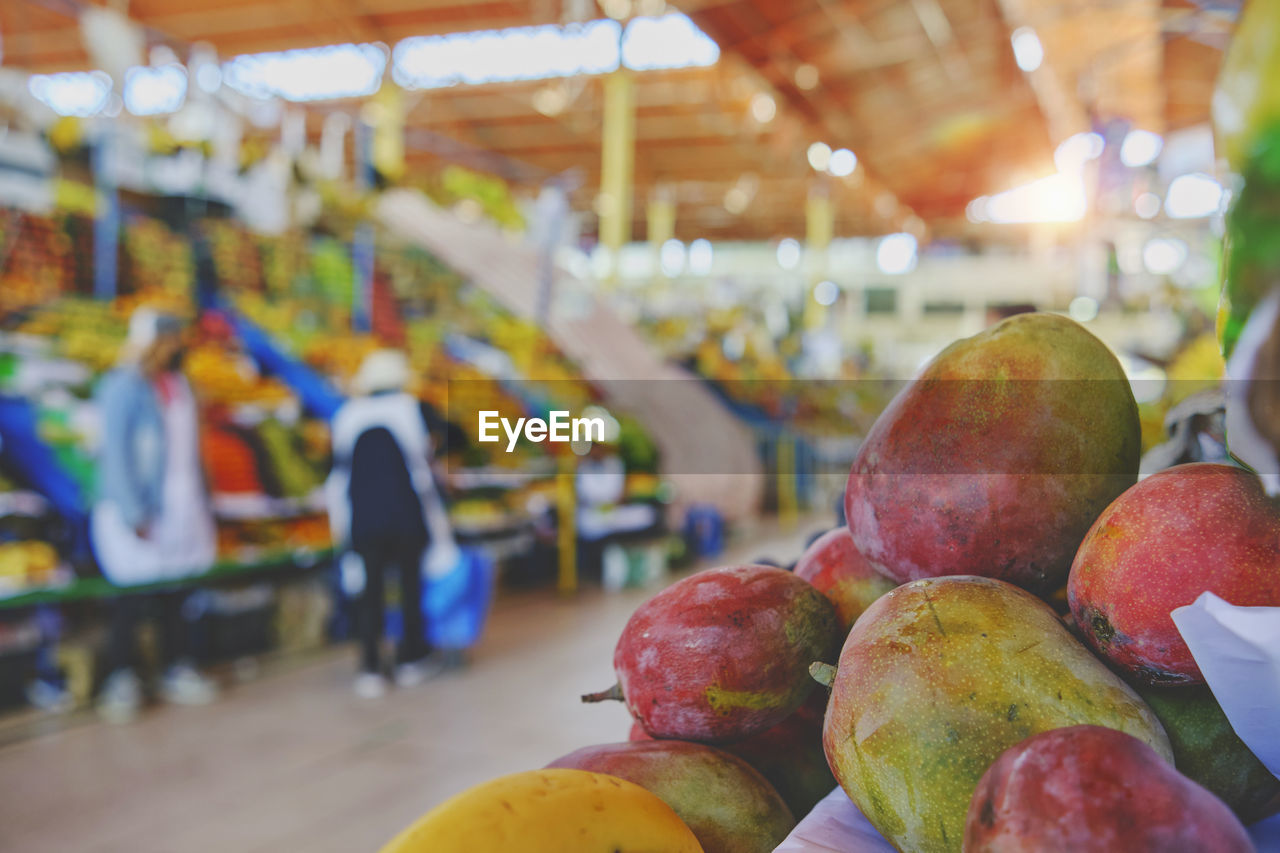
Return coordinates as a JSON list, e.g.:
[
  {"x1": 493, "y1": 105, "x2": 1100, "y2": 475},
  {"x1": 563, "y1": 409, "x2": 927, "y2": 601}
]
[{"x1": 478, "y1": 410, "x2": 605, "y2": 452}]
